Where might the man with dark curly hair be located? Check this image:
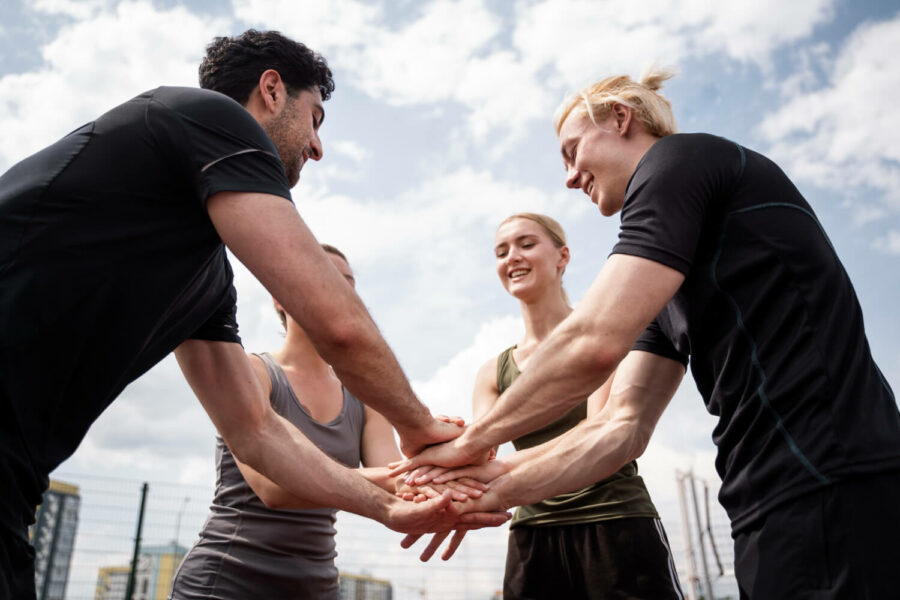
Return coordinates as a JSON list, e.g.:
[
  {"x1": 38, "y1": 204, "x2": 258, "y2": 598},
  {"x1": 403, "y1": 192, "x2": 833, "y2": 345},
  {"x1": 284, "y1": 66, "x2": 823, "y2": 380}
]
[{"x1": 0, "y1": 30, "x2": 506, "y2": 600}]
